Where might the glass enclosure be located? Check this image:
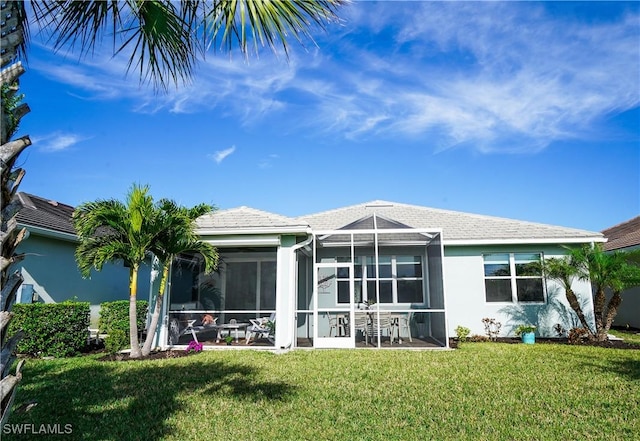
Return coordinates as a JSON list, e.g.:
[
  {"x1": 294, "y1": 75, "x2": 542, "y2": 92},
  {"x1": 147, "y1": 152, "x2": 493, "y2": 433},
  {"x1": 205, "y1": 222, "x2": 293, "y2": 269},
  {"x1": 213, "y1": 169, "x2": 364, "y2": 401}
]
[{"x1": 167, "y1": 248, "x2": 276, "y2": 347}]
